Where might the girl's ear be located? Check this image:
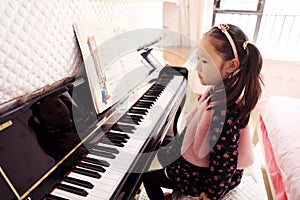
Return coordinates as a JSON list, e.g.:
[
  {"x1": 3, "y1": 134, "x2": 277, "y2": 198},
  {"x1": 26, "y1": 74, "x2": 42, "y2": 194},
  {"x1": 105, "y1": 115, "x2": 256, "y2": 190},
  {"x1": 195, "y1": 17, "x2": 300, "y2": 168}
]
[{"x1": 226, "y1": 59, "x2": 240, "y2": 74}]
